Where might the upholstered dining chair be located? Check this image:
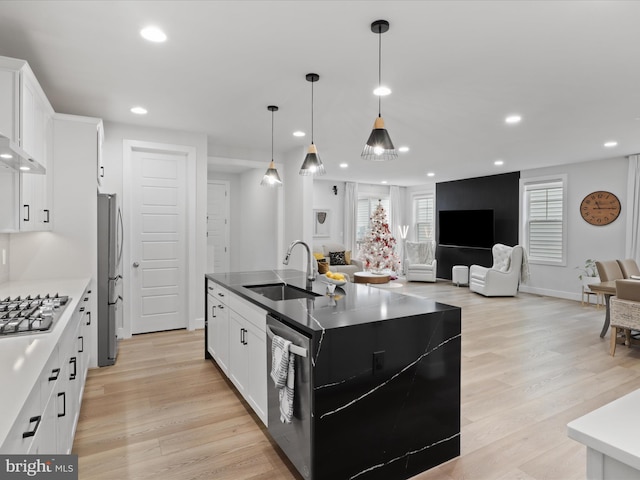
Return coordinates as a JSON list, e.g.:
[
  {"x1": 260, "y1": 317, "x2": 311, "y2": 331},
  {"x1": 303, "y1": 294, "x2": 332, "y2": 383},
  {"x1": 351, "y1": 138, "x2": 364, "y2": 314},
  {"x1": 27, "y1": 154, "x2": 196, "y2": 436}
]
[
  {"x1": 616, "y1": 259, "x2": 640, "y2": 279},
  {"x1": 595, "y1": 260, "x2": 624, "y2": 282},
  {"x1": 609, "y1": 279, "x2": 640, "y2": 356}
]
